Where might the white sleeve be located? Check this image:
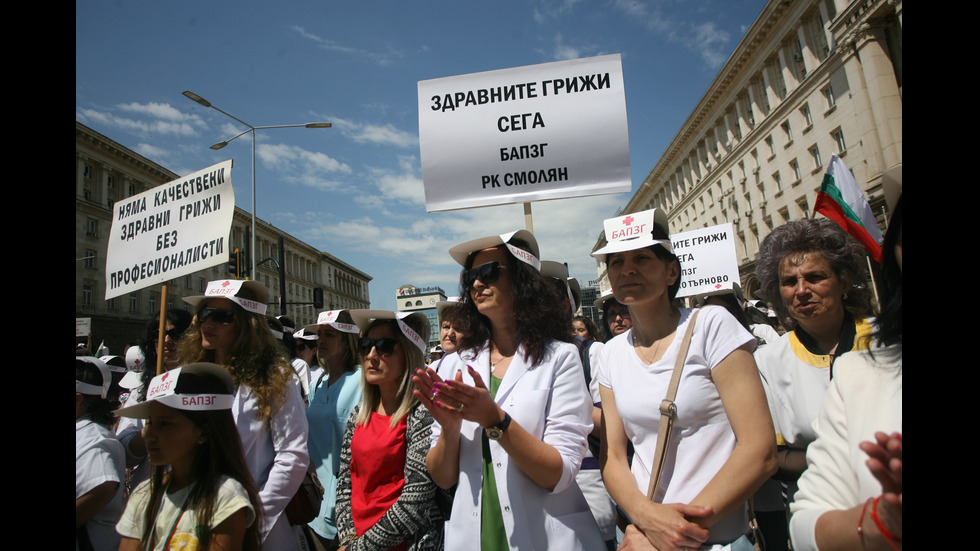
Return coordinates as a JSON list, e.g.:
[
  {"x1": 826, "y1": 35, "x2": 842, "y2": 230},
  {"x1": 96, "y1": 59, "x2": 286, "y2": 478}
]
[
  {"x1": 541, "y1": 343, "x2": 593, "y2": 494},
  {"x1": 258, "y1": 381, "x2": 310, "y2": 540},
  {"x1": 789, "y1": 377, "x2": 858, "y2": 551}
]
